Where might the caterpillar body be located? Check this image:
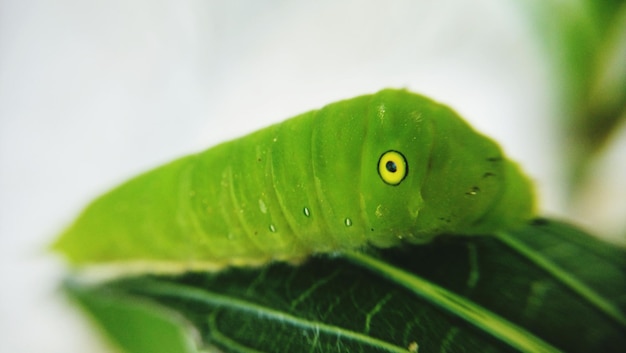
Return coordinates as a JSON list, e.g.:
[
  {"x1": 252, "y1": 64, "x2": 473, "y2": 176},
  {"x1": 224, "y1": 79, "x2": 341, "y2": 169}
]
[{"x1": 53, "y1": 89, "x2": 535, "y2": 272}]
